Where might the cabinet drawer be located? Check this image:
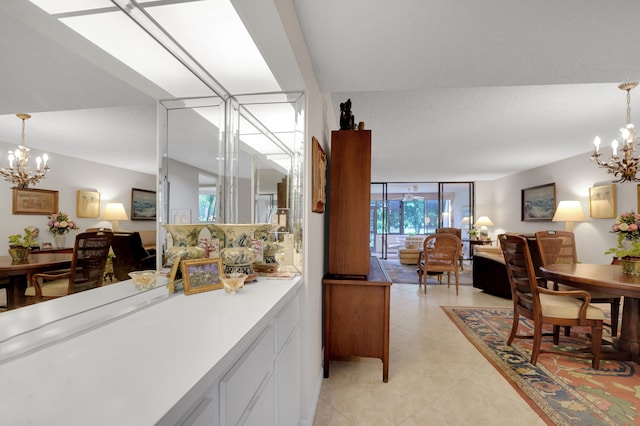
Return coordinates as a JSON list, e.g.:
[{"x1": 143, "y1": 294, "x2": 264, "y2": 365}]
[
  {"x1": 275, "y1": 295, "x2": 298, "y2": 354},
  {"x1": 221, "y1": 326, "x2": 274, "y2": 426}
]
